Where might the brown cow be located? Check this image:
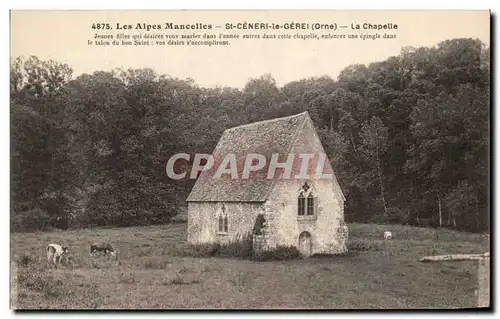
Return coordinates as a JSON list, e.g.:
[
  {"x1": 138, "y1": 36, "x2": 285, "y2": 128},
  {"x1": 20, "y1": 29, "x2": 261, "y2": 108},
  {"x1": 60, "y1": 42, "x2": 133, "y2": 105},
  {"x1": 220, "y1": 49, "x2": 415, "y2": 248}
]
[{"x1": 90, "y1": 242, "x2": 116, "y2": 257}]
